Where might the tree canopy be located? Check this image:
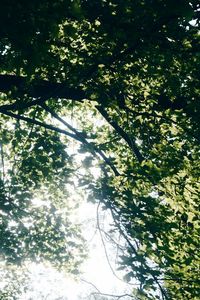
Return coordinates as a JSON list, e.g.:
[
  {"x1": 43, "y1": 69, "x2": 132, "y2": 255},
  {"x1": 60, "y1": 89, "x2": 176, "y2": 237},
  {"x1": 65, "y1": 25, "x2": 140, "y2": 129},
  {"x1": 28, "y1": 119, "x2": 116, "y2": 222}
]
[{"x1": 0, "y1": 1, "x2": 200, "y2": 299}]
